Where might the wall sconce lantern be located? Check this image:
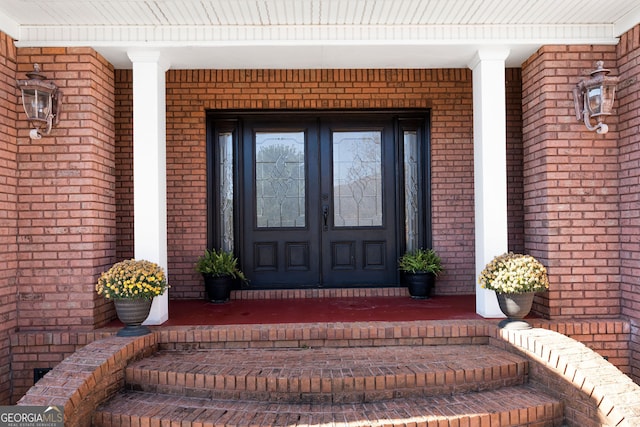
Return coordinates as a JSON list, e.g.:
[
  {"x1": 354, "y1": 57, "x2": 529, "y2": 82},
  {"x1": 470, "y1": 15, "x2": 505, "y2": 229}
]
[
  {"x1": 16, "y1": 63, "x2": 61, "y2": 139},
  {"x1": 573, "y1": 61, "x2": 619, "y2": 134}
]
